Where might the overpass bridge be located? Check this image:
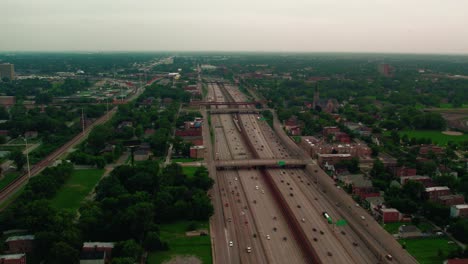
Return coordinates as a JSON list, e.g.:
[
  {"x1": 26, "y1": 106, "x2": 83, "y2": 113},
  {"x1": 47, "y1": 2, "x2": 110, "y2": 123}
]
[
  {"x1": 190, "y1": 101, "x2": 260, "y2": 106},
  {"x1": 215, "y1": 159, "x2": 309, "y2": 169},
  {"x1": 208, "y1": 108, "x2": 268, "y2": 114}
]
